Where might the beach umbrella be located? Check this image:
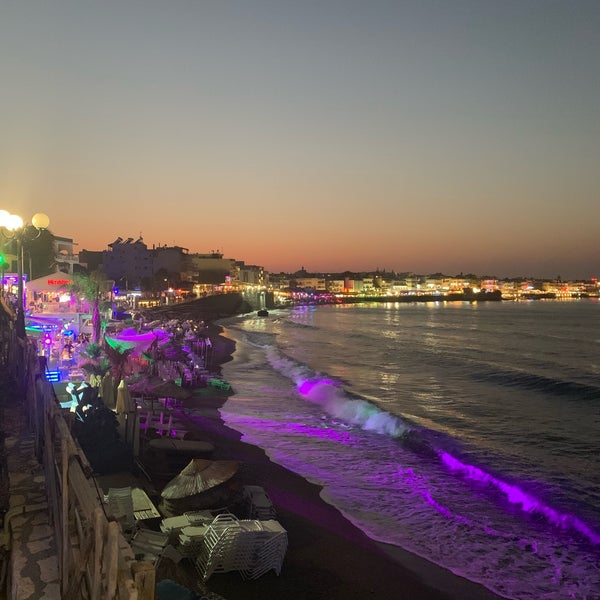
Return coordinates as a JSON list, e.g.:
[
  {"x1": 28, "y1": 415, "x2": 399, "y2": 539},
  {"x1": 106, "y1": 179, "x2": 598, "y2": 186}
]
[
  {"x1": 127, "y1": 374, "x2": 164, "y2": 394},
  {"x1": 149, "y1": 380, "x2": 192, "y2": 402},
  {"x1": 89, "y1": 373, "x2": 102, "y2": 388},
  {"x1": 105, "y1": 329, "x2": 158, "y2": 356},
  {"x1": 100, "y1": 372, "x2": 116, "y2": 409},
  {"x1": 115, "y1": 379, "x2": 133, "y2": 413},
  {"x1": 127, "y1": 375, "x2": 169, "y2": 412},
  {"x1": 161, "y1": 459, "x2": 240, "y2": 500}
]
